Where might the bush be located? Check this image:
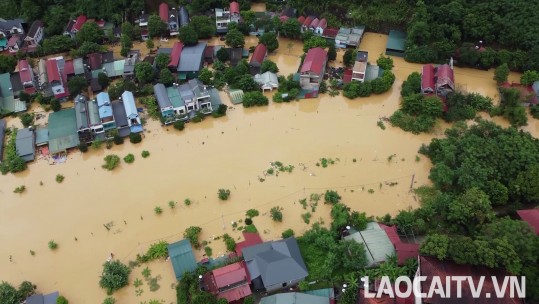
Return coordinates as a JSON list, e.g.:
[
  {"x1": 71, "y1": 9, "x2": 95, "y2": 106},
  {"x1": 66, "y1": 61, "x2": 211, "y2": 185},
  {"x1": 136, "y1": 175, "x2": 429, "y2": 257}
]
[
  {"x1": 137, "y1": 241, "x2": 168, "y2": 262},
  {"x1": 173, "y1": 120, "x2": 185, "y2": 131},
  {"x1": 270, "y1": 206, "x2": 283, "y2": 222},
  {"x1": 123, "y1": 154, "x2": 135, "y2": 164},
  {"x1": 102, "y1": 297, "x2": 116, "y2": 304},
  {"x1": 48, "y1": 240, "x2": 58, "y2": 250},
  {"x1": 281, "y1": 228, "x2": 295, "y2": 238},
  {"x1": 113, "y1": 135, "x2": 124, "y2": 145},
  {"x1": 92, "y1": 138, "x2": 103, "y2": 150},
  {"x1": 204, "y1": 246, "x2": 213, "y2": 257},
  {"x1": 99, "y1": 260, "x2": 131, "y2": 294},
  {"x1": 246, "y1": 209, "x2": 259, "y2": 218},
  {"x1": 376, "y1": 54, "x2": 394, "y2": 70},
  {"x1": 183, "y1": 226, "x2": 202, "y2": 248},
  {"x1": 141, "y1": 150, "x2": 150, "y2": 158},
  {"x1": 78, "y1": 143, "x2": 88, "y2": 152},
  {"x1": 13, "y1": 185, "x2": 26, "y2": 193},
  {"x1": 154, "y1": 206, "x2": 163, "y2": 214},
  {"x1": 55, "y1": 174, "x2": 65, "y2": 183},
  {"x1": 218, "y1": 188, "x2": 231, "y2": 200},
  {"x1": 531, "y1": 105, "x2": 539, "y2": 119},
  {"x1": 19, "y1": 113, "x2": 34, "y2": 127},
  {"x1": 244, "y1": 224, "x2": 257, "y2": 233},
  {"x1": 129, "y1": 133, "x2": 142, "y2": 144},
  {"x1": 212, "y1": 104, "x2": 228, "y2": 118},
  {"x1": 245, "y1": 218, "x2": 253, "y2": 225},
  {"x1": 56, "y1": 296, "x2": 68, "y2": 304},
  {"x1": 102, "y1": 155, "x2": 121, "y2": 171},
  {"x1": 184, "y1": 198, "x2": 191, "y2": 206},
  {"x1": 242, "y1": 91, "x2": 269, "y2": 107},
  {"x1": 223, "y1": 233, "x2": 236, "y2": 251},
  {"x1": 324, "y1": 190, "x2": 341, "y2": 204},
  {"x1": 50, "y1": 99, "x2": 61, "y2": 112}
]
